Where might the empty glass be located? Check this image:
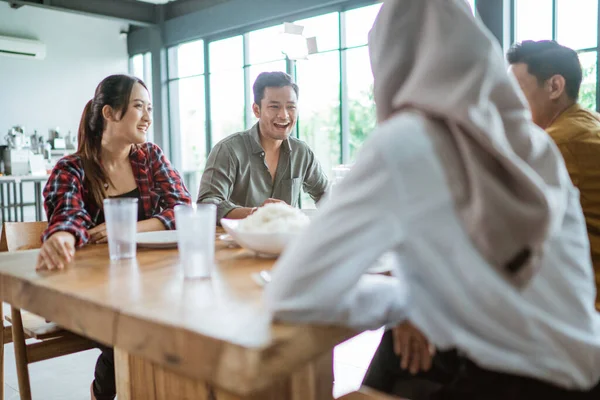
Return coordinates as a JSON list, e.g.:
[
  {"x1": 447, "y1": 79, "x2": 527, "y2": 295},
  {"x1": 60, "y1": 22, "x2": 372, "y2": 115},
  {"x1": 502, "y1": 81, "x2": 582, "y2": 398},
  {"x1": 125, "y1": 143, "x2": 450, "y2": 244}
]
[
  {"x1": 326, "y1": 164, "x2": 353, "y2": 200},
  {"x1": 175, "y1": 204, "x2": 217, "y2": 279},
  {"x1": 103, "y1": 198, "x2": 138, "y2": 261}
]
